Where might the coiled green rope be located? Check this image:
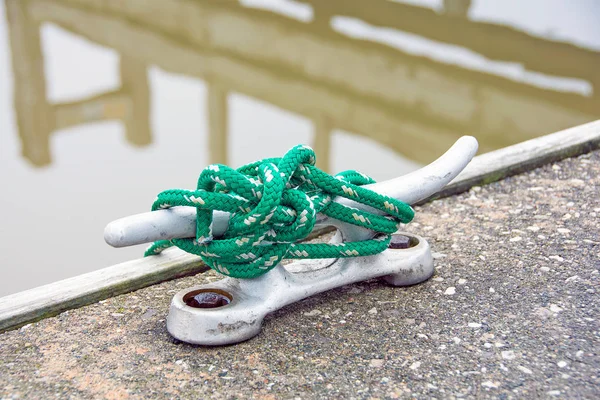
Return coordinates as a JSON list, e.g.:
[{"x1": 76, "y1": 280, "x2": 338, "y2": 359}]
[{"x1": 145, "y1": 144, "x2": 414, "y2": 279}]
